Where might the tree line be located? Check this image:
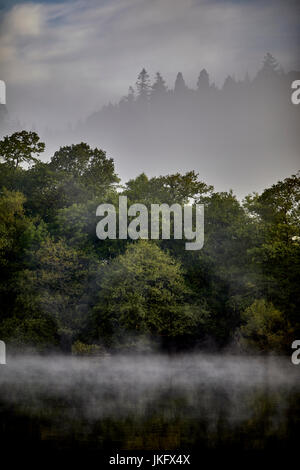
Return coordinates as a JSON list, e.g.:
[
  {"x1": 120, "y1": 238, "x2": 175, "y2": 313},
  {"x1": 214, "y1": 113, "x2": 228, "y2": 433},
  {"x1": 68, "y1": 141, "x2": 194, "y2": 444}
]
[{"x1": 0, "y1": 130, "x2": 299, "y2": 353}]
